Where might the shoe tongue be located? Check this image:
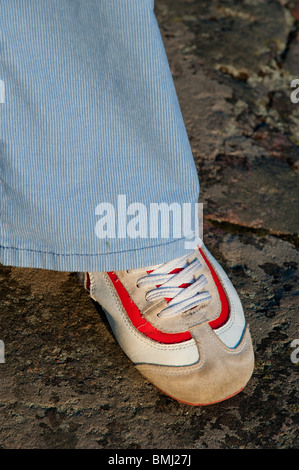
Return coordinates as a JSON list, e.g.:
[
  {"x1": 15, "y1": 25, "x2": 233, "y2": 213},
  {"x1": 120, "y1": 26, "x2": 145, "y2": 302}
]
[{"x1": 169, "y1": 267, "x2": 184, "y2": 274}]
